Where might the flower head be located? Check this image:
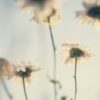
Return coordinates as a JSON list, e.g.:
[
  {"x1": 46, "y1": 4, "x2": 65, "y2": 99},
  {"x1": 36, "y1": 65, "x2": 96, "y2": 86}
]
[
  {"x1": 32, "y1": 0, "x2": 61, "y2": 25},
  {"x1": 0, "y1": 58, "x2": 13, "y2": 76},
  {"x1": 33, "y1": 7, "x2": 61, "y2": 25},
  {"x1": 76, "y1": 0, "x2": 100, "y2": 27},
  {"x1": 17, "y1": 0, "x2": 61, "y2": 25},
  {"x1": 61, "y1": 42, "x2": 92, "y2": 63},
  {"x1": 12, "y1": 62, "x2": 41, "y2": 82}
]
